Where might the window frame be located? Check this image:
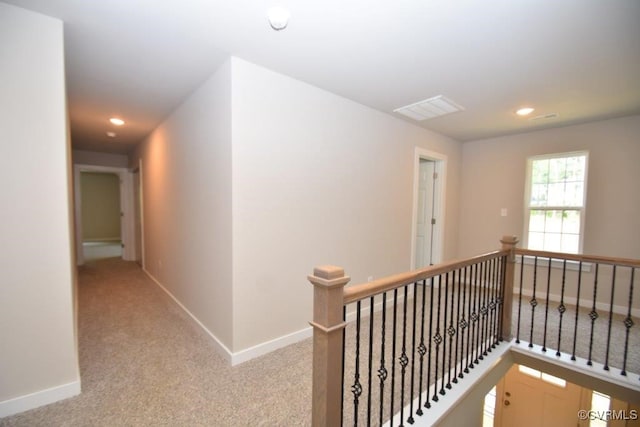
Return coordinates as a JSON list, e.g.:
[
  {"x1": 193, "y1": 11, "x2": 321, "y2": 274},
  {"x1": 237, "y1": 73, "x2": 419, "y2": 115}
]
[{"x1": 523, "y1": 151, "x2": 589, "y2": 254}]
